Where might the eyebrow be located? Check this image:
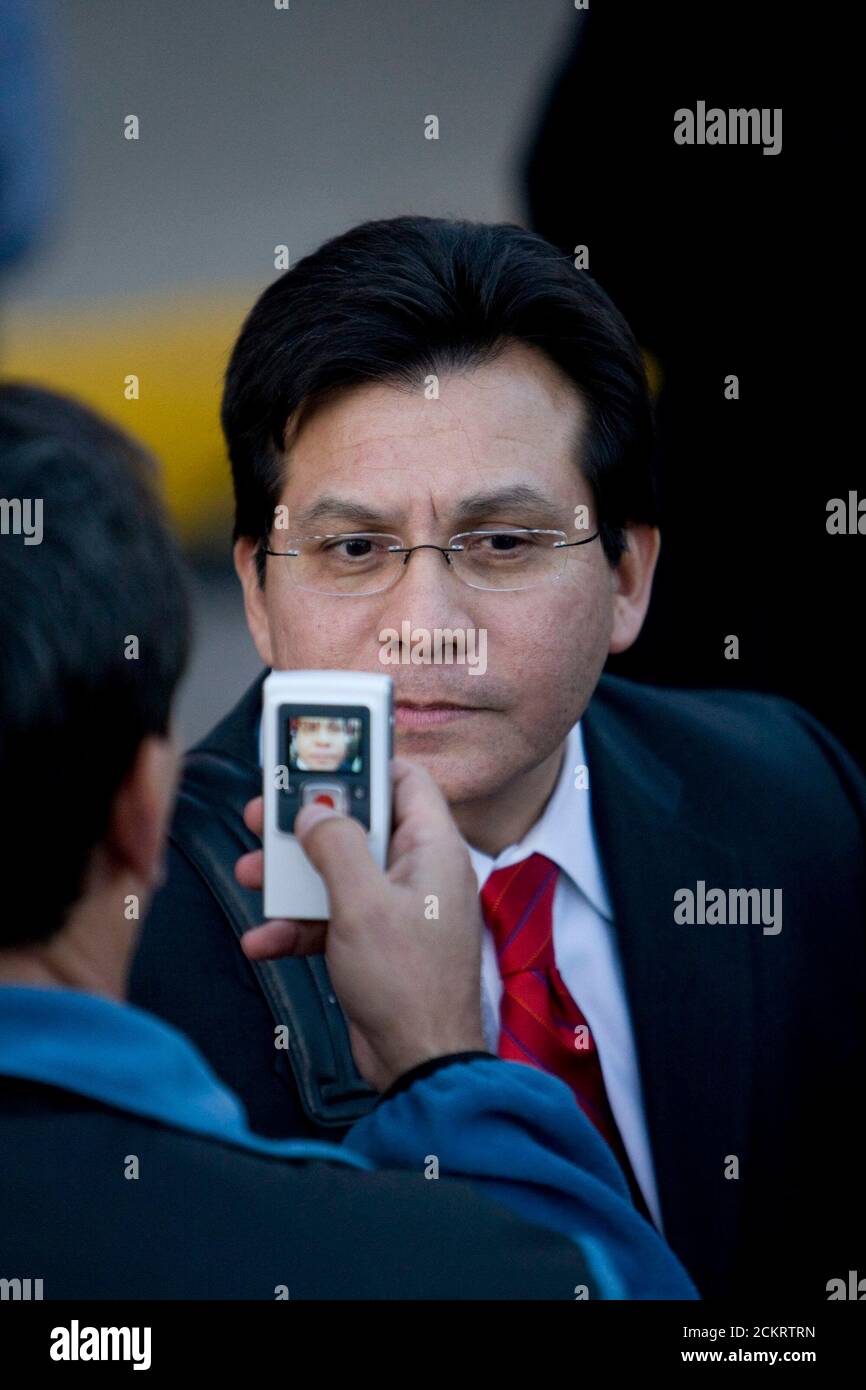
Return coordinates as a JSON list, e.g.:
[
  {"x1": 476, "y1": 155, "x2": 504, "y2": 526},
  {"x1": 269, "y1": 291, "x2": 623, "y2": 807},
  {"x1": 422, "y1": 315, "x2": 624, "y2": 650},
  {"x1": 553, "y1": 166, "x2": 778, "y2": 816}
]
[
  {"x1": 291, "y1": 484, "x2": 564, "y2": 533},
  {"x1": 450, "y1": 485, "x2": 563, "y2": 526},
  {"x1": 291, "y1": 496, "x2": 396, "y2": 531}
]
